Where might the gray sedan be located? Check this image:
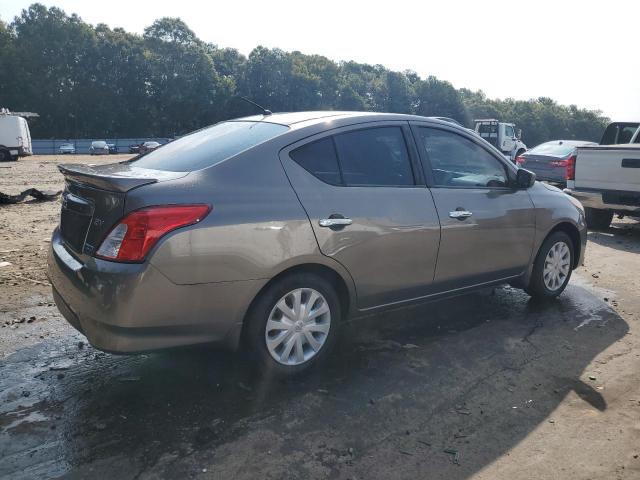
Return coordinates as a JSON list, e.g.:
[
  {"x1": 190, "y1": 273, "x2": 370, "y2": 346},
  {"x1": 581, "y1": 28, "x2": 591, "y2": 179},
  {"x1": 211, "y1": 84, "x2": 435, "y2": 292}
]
[
  {"x1": 516, "y1": 140, "x2": 597, "y2": 186},
  {"x1": 48, "y1": 112, "x2": 587, "y2": 377}
]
